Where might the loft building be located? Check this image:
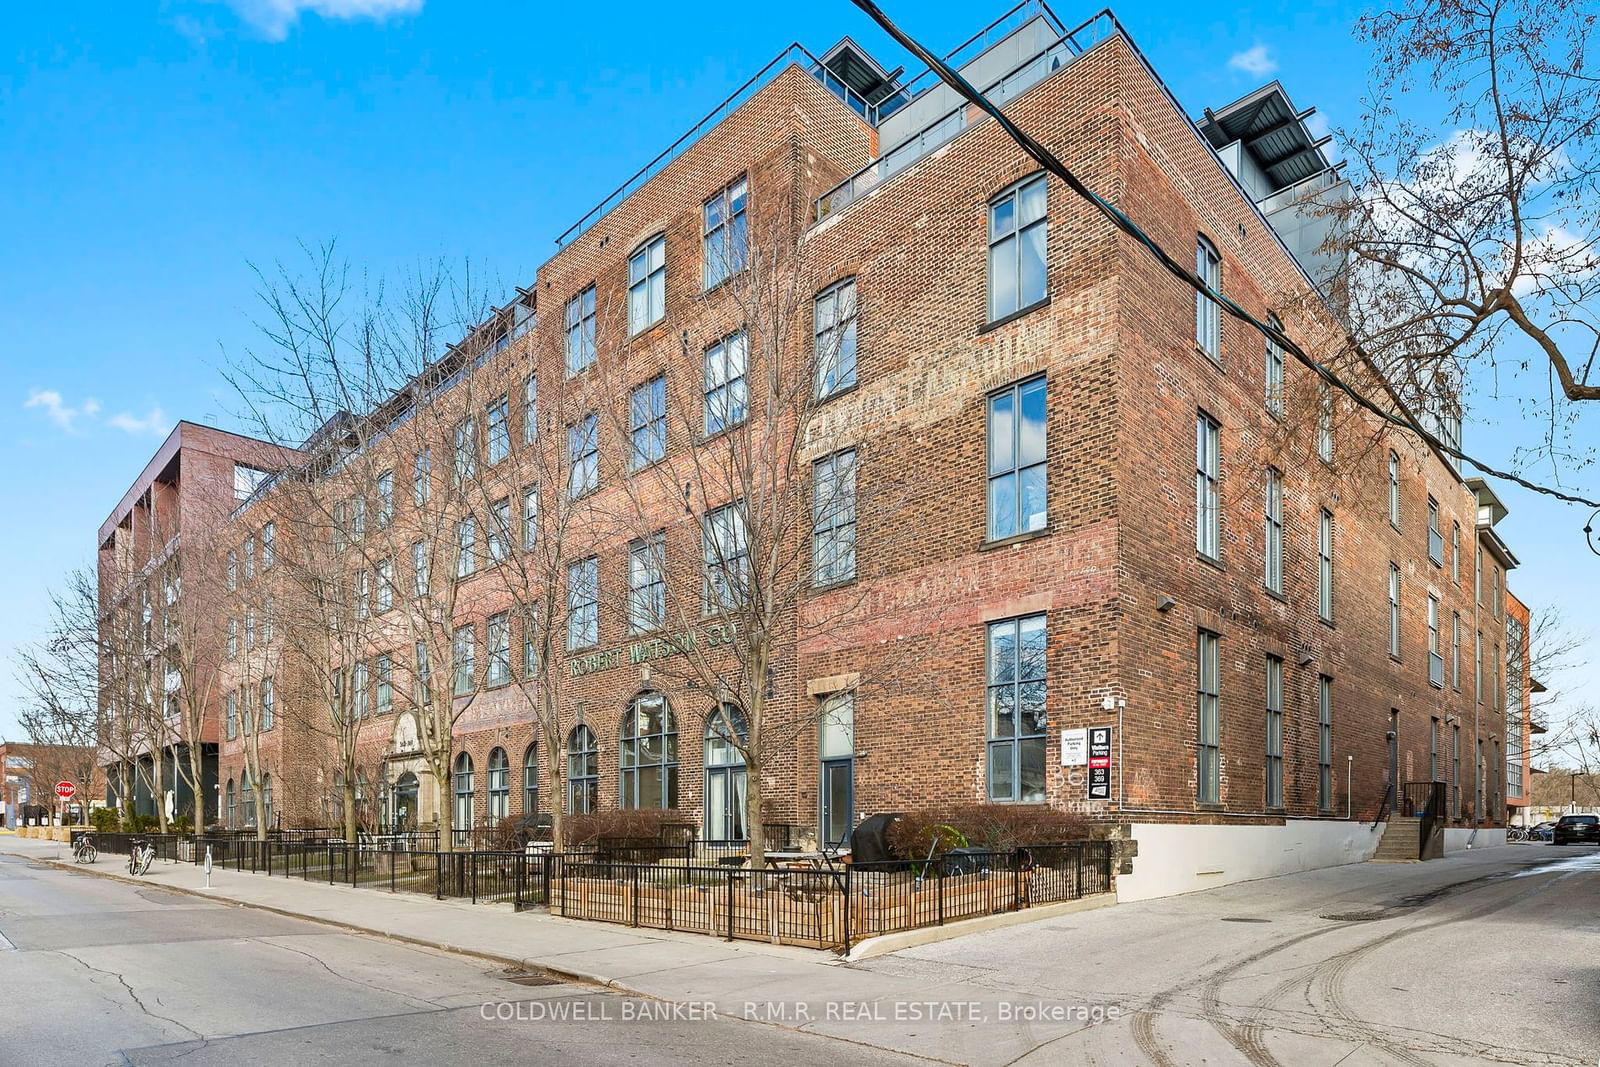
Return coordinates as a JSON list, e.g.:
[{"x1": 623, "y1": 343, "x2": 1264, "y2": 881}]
[{"x1": 99, "y1": 2, "x2": 1520, "y2": 896}]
